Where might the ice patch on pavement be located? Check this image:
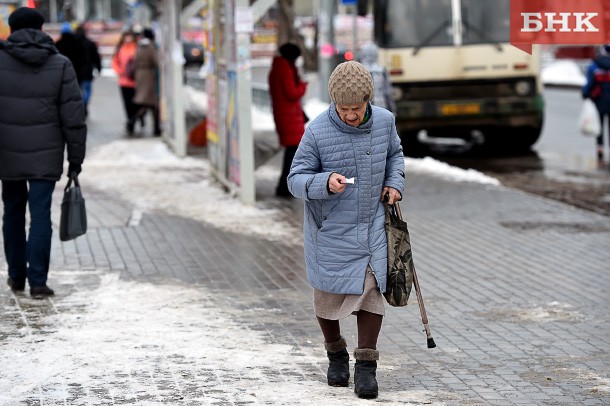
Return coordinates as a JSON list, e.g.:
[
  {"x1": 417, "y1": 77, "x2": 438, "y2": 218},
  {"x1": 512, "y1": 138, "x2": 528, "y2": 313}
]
[
  {"x1": 515, "y1": 302, "x2": 584, "y2": 323},
  {"x1": 405, "y1": 157, "x2": 501, "y2": 186},
  {"x1": 484, "y1": 302, "x2": 585, "y2": 324},
  {"x1": 0, "y1": 271, "x2": 441, "y2": 405},
  {"x1": 590, "y1": 376, "x2": 610, "y2": 394},
  {"x1": 84, "y1": 139, "x2": 301, "y2": 243}
]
